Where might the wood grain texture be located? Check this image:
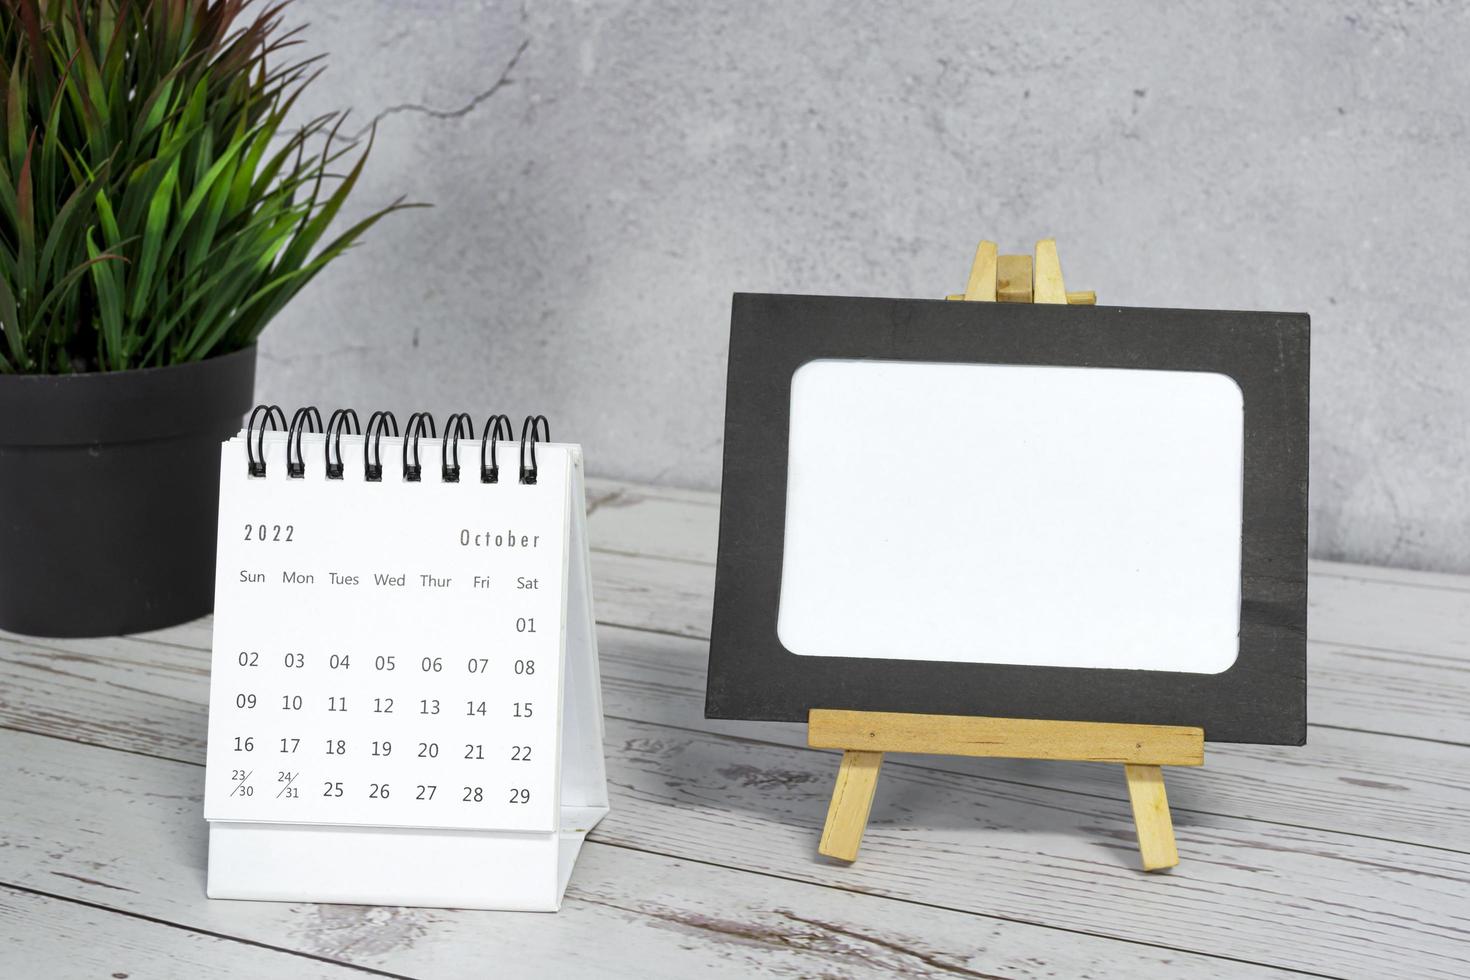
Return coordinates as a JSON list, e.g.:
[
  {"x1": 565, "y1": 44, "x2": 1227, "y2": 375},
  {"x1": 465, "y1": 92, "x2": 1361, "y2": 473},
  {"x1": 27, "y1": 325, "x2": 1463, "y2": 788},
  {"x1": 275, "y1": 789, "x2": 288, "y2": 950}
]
[
  {"x1": 2, "y1": 478, "x2": 1468, "y2": 977},
  {"x1": 817, "y1": 750, "x2": 884, "y2": 861},
  {"x1": 962, "y1": 240, "x2": 999, "y2": 302},
  {"x1": 1123, "y1": 765, "x2": 1179, "y2": 870},
  {"x1": 1310, "y1": 573, "x2": 1470, "y2": 662},
  {"x1": 808, "y1": 705, "x2": 1199, "y2": 869},
  {"x1": 0, "y1": 729, "x2": 1298, "y2": 980},
  {"x1": 4, "y1": 622, "x2": 1466, "y2": 853},
  {"x1": 4, "y1": 630, "x2": 1469, "y2": 976},
  {"x1": 0, "y1": 886, "x2": 372, "y2": 980},
  {"x1": 4, "y1": 622, "x2": 1467, "y2": 855},
  {"x1": 994, "y1": 254, "x2": 1033, "y2": 302},
  {"x1": 1032, "y1": 239, "x2": 1069, "y2": 304},
  {"x1": 809, "y1": 710, "x2": 1205, "y2": 766},
  {"x1": 587, "y1": 720, "x2": 1470, "y2": 978}
]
